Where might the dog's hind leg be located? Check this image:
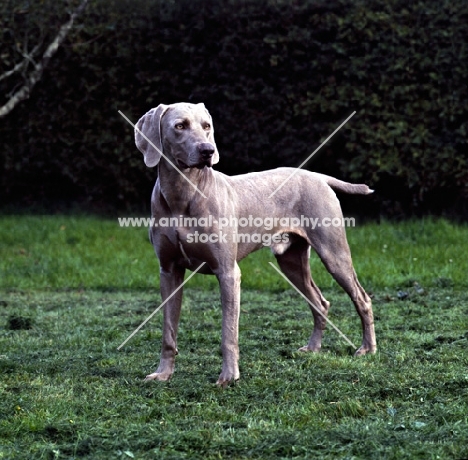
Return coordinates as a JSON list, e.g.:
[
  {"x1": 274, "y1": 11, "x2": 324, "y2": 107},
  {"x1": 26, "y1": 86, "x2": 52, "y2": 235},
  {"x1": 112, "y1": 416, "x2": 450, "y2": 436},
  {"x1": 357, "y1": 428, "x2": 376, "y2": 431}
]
[
  {"x1": 311, "y1": 226, "x2": 377, "y2": 356},
  {"x1": 273, "y1": 236, "x2": 330, "y2": 352}
]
